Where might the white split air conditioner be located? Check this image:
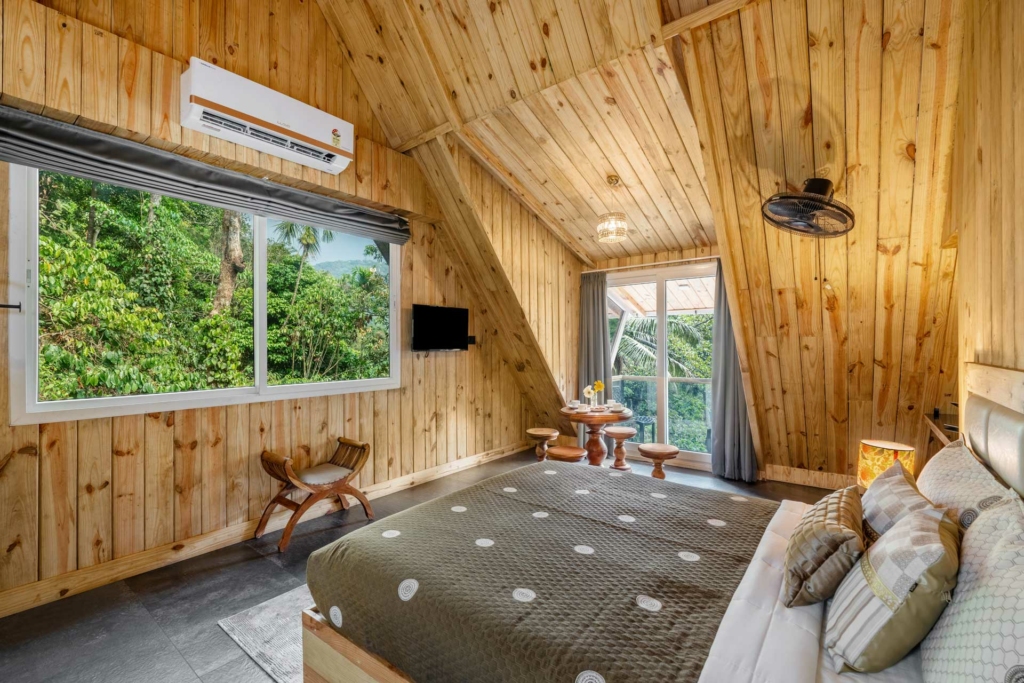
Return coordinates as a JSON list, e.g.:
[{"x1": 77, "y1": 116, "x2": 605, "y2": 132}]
[{"x1": 181, "y1": 57, "x2": 353, "y2": 175}]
